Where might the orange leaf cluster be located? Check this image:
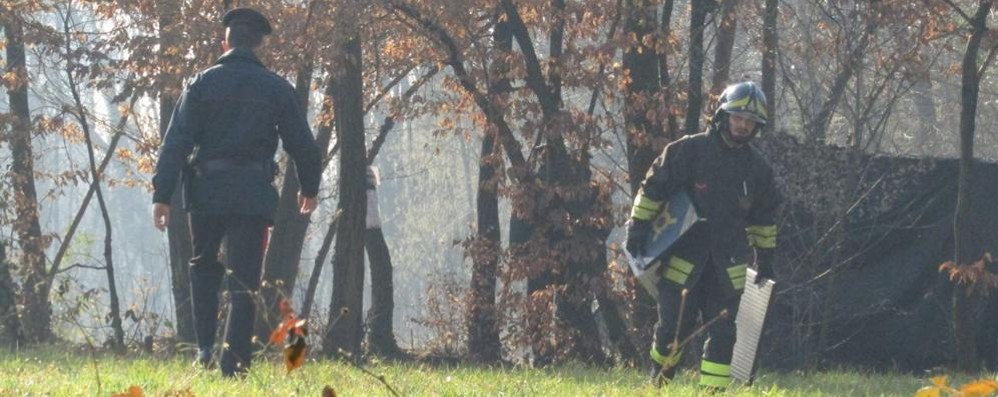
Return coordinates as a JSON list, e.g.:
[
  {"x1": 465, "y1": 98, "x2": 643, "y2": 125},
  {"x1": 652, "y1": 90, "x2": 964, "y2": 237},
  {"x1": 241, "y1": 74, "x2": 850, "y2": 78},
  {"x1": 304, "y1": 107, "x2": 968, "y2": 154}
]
[
  {"x1": 939, "y1": 253, "x2": 998, "y2": 296},
  {"x1": 111, "y1": 385, "x2": 144, "y2": 397},
  {"x1": 916, "y1": 375, "x2": 998, "y2": 397},
  {"x1": 270, "y1": 299, "x2": 309, "y2": 373}
]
